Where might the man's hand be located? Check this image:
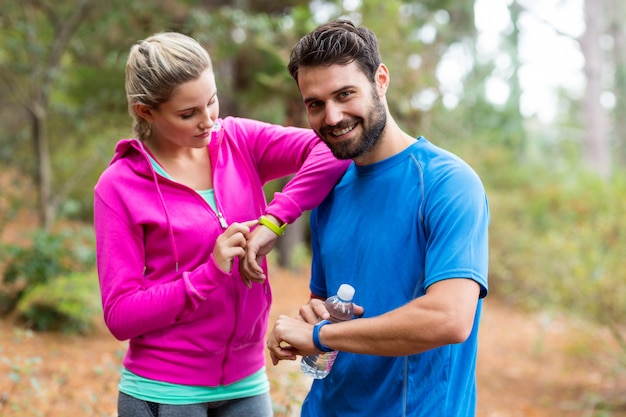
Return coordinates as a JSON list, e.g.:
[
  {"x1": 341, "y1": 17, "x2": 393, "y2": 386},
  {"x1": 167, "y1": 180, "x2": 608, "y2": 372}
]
[
  {"x1": 298, "y1": 297, "x2": 365, "y2": 323},
  {"x1": 298, "y1": 298, "x2": 329, "y2": 323},
  {"x1": 267, "y1": 298, "x2": 364, "y2": 365}
]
